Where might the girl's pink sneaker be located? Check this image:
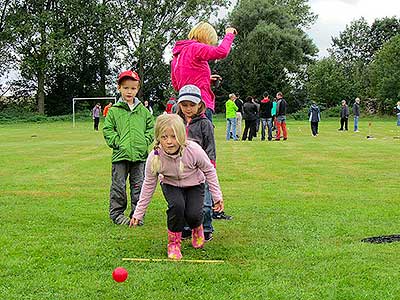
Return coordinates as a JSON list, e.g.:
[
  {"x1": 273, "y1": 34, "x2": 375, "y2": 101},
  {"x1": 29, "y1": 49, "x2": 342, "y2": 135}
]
[{"x1": 192, "y1": 225, "x2": 204, "y2": 249}]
